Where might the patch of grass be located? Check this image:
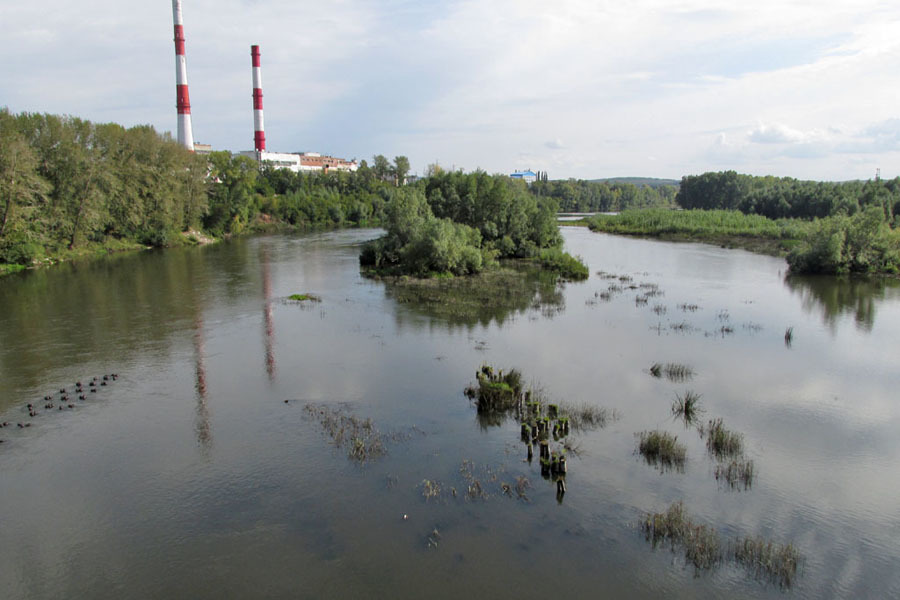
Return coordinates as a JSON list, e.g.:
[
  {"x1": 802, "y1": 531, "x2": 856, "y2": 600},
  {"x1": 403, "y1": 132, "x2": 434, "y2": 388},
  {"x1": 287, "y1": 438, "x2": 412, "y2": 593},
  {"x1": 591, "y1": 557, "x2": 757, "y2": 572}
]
[
  {"x1": 677, "y1": 303, "x2": 700, "y2": 312},
  {"x1": 538, "y1": 248, "x2": 589, "y2": 281},
  {"x1": 715, "y1": 458, "x2": 755, "y2": 490},
  {"x1": 637, "y1": 430, "x2": 686, "y2": 470},
  {"x1": 732, "y1": 536, "x2": 801, "y2": 588},
  {"x1": 0, "y1": 263, "x2": 27, "y2": 277},
  {"x1": 700, "y1": 418, "x2": 744, "y2": 459},
  {"x1": 561, "y1": 402, "x2": 617, "y2": 431},
  {"x1": 671, "y1": 391, "x2": 703, "y2": 425},
  {"x1": 650, "y1": 362, "x2": 694, "y2": 382},
  {"x1": 641, "y1": 501, "x2": 721, "y2": 571},
  {"x1": 288, "y1": 293, "x2": 321, "y2": 302},
  {"x1": 641, "y1": 502, "x2": 802, "y2": 586}
]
